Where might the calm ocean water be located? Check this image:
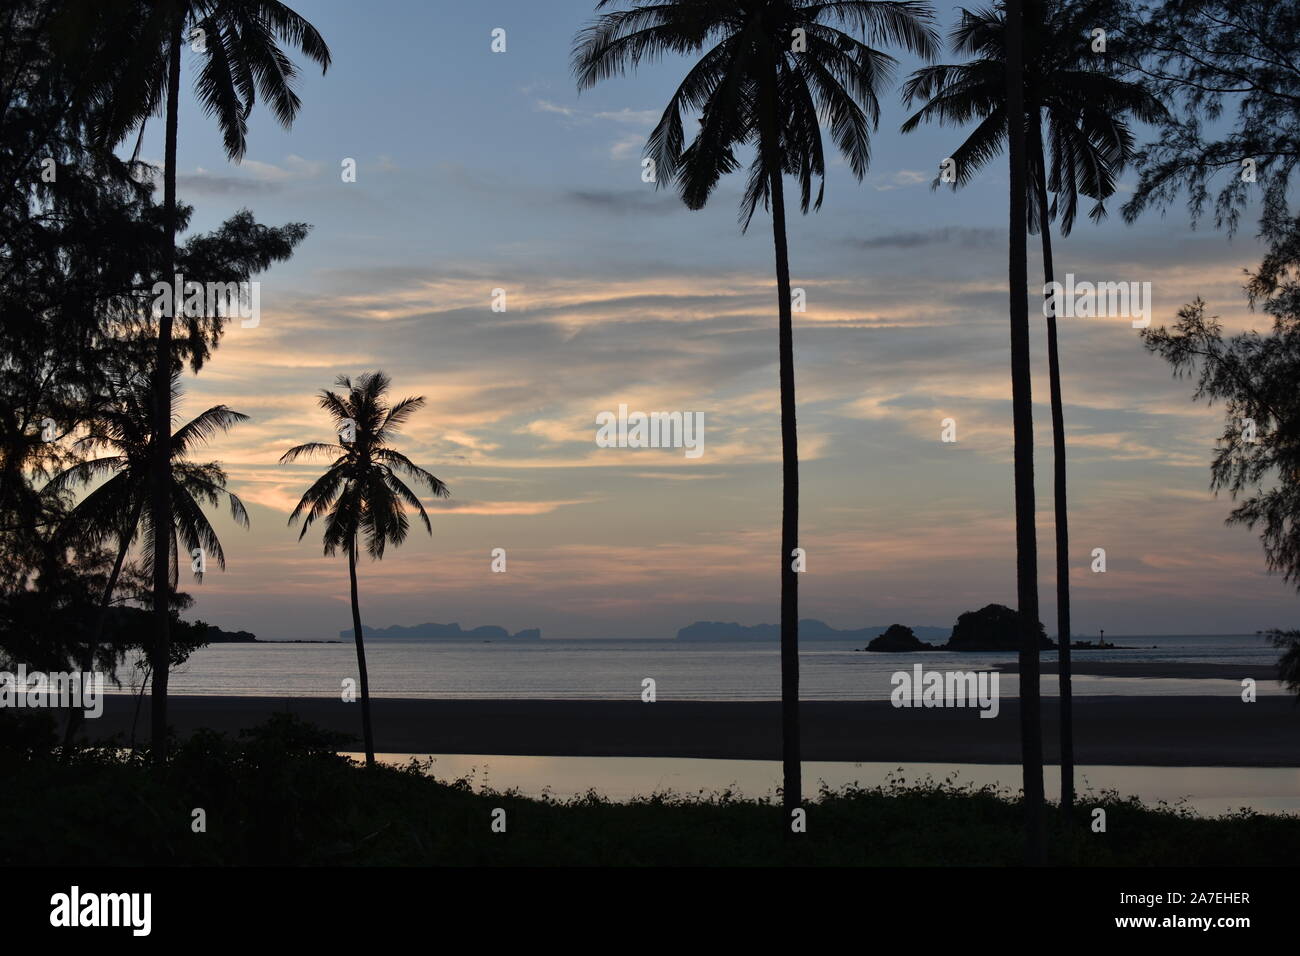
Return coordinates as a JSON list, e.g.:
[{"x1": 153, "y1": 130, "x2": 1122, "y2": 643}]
[
  {"x1": 122, "y1": 632, "x2": 1285, "y2": 700},
  {"x1": 125, "y1": 634, "x2": 1296, "y2": 815}
]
